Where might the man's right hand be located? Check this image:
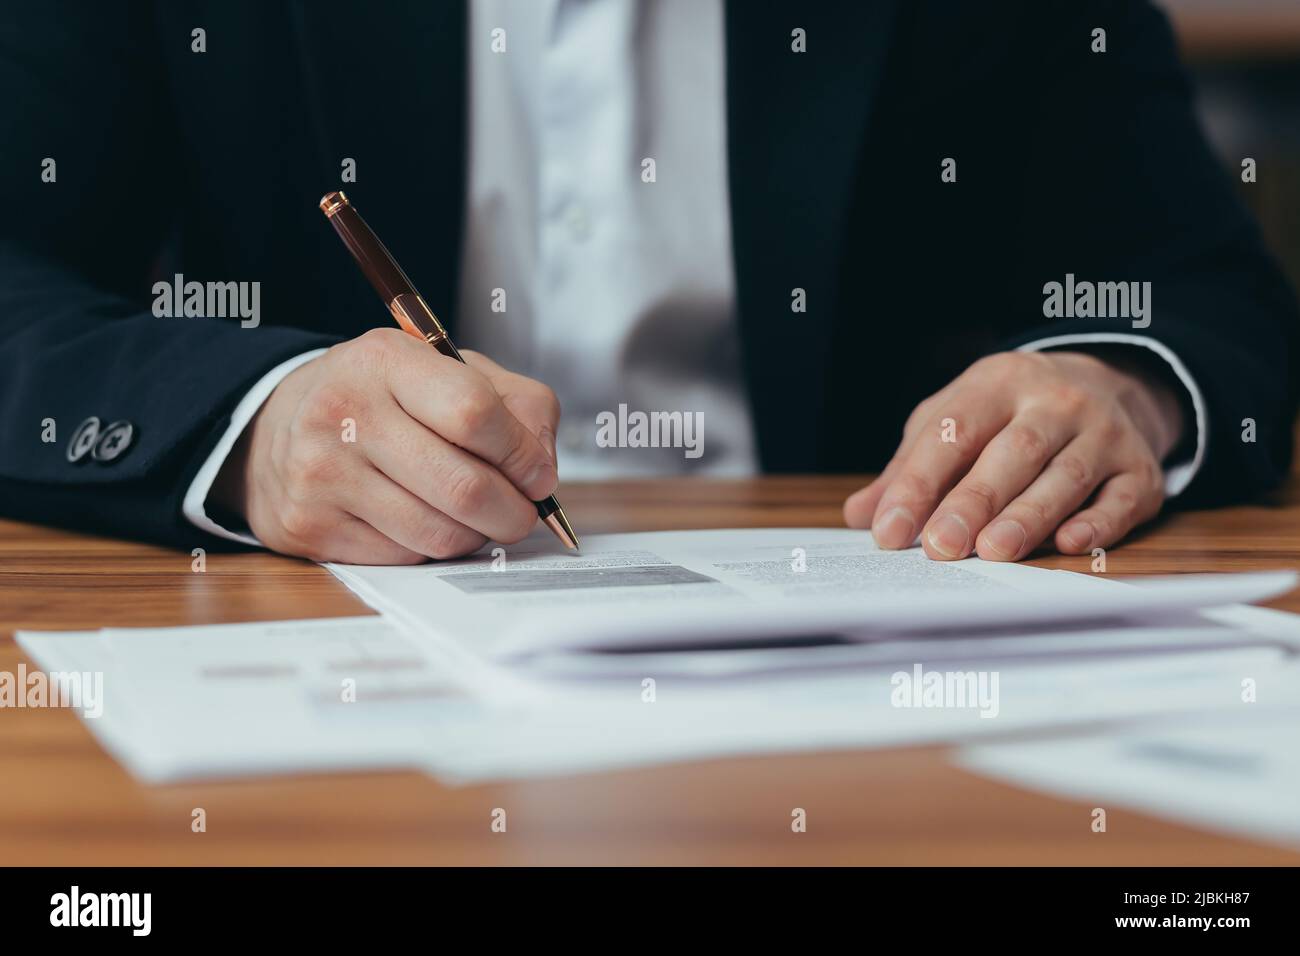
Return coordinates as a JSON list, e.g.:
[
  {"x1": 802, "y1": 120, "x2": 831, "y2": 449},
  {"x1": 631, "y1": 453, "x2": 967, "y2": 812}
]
[{"x1": 211, "y1": 328, "x2": 561, "y2": 564}]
